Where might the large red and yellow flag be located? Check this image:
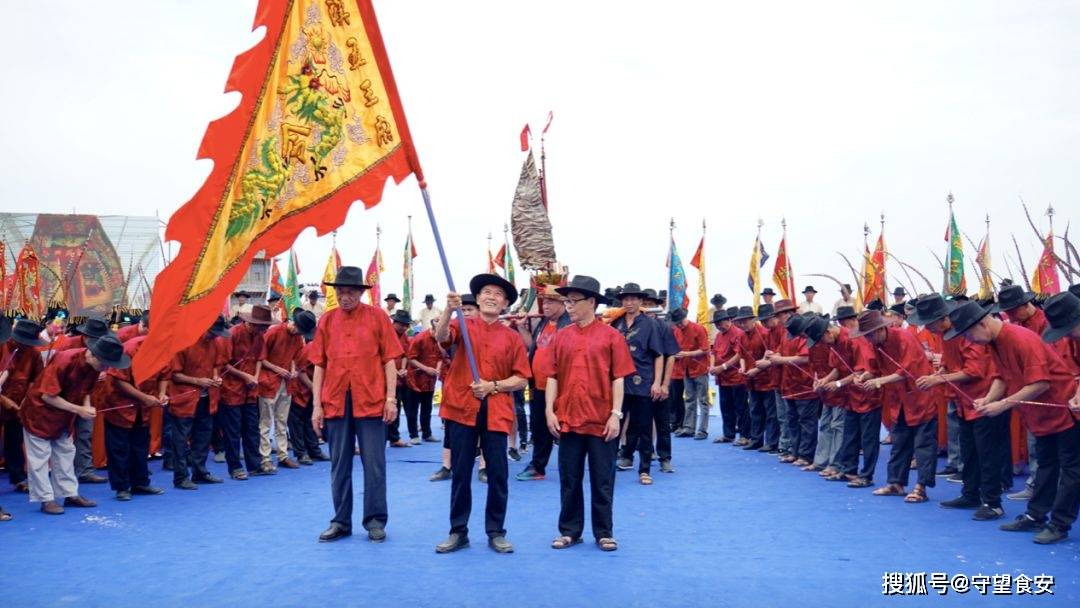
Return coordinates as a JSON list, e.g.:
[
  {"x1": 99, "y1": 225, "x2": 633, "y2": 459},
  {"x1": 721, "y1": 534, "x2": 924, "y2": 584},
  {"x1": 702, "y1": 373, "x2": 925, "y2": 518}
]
[
  {"x1": 364, "y1": 245, "x2": 383, "y2": 306},
  {"x1": 1030, "y1": 232, "x2": 1061, "y2": 295},
  {"x1": 134, "y1": 0, "x2": 423, "y2": 381},
  {"x1": 322, "y1": 246, "x2": 343, "y2": 311},
  {"x1": 689, "y1": 236, "x2": 708, "y2": 325},
  {"x1": 771, "y1": 236, "x2": 796, "y2": 301},
  {"x1": 862, "y1": 233, "x2": 887, "y2": 305}
]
